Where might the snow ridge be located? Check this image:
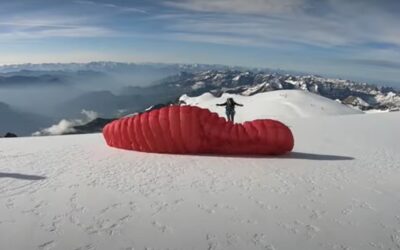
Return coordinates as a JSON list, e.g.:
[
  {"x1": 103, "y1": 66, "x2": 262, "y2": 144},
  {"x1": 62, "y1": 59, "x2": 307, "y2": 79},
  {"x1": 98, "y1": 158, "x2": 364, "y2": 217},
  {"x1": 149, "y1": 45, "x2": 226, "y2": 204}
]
[{"x1": 180, "y1": 90, "x2": 362, "y2": 123}]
